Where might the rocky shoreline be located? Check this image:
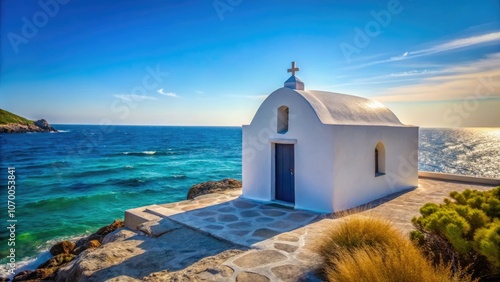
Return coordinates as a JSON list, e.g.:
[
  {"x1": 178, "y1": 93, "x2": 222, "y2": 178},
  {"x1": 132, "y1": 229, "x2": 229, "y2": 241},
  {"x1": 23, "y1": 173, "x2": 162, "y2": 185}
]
[
  {"x1": 0, "y1": 119, "x2": 57, "y2": 134},
  {"x1": 1, "y1": 179, "x2": 241, "y2": 282},
  {"x1": 186, "y1": 178, "x2": 242, "y2": 199},
  {"x1": 7, "y1": 220, "x2": 124, "y2": 281}
]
